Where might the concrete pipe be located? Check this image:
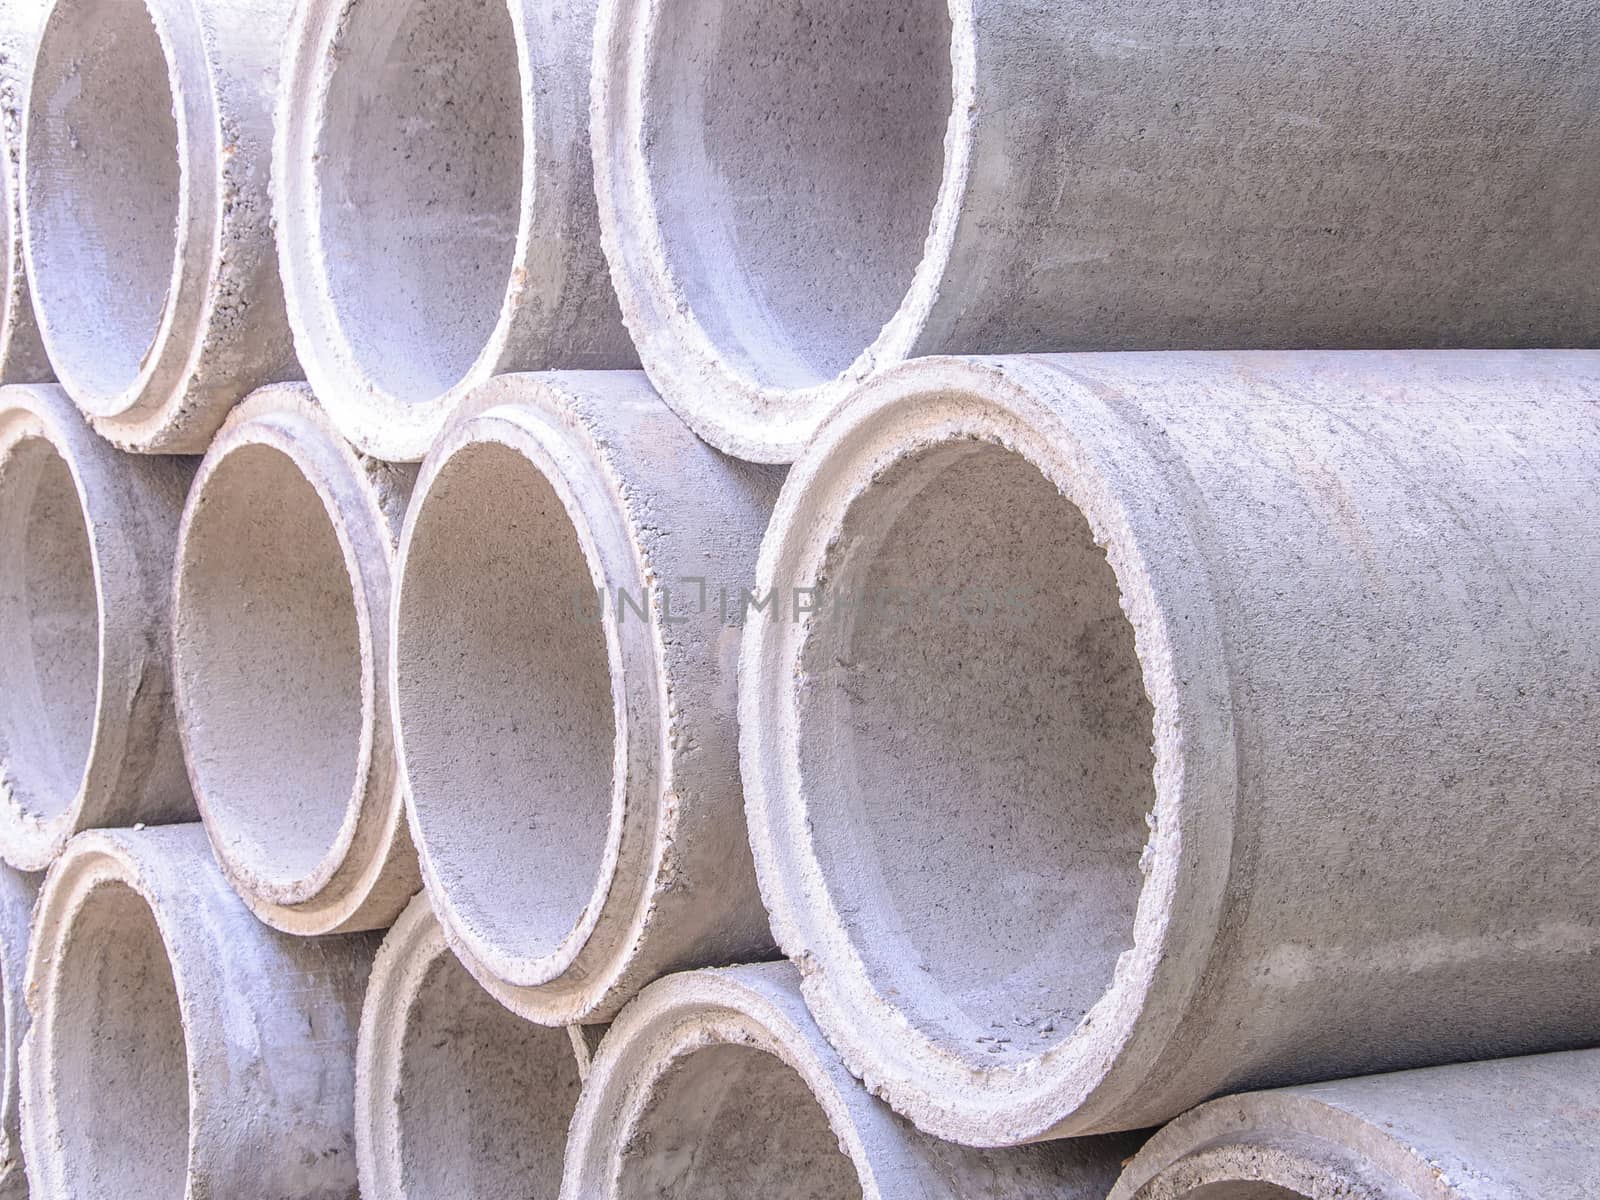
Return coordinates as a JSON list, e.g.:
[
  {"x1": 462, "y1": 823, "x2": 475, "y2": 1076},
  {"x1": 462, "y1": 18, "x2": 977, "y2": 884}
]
[
  {"x1": 357, "y1": 893, "x2": 584, "y2": 1200},
  {"x1": 0, "y1": 868, "x2": 35, "y2": 1200},
  {"x1": 392, "y1": 371, "x2": 778, "y2": 1024},
  {"x1": 741, "y1": 350, "x2": 1600, "y2": 1144},
  {"x1": 20, "y1": 0, "x2": 299, "y2": 452},
  {"x1": 592, "y1": 1, "x2": 1600, "y2": 463},
  {"x1": 561, "y1": 962, "x2": 1137, "y2": 1200},
  {"x1": 275, "y1": 0, "x2": 636, "y2": 463},
  {"x1": 0, "y1": 384, "x2": 193, "y2": 872},
  {"x1": 1109, "y1": 1050, "x2": 1600, "y2": 1199},
  {"x1": 0, "y1": 0, "x2": 48, "y2": 384},
  {"x1": 20, "y1": 824, "x2": 377, "y2": 1199},
  {"x1": 172, "y1": 384, "x2": 419, "y2": 935}
]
